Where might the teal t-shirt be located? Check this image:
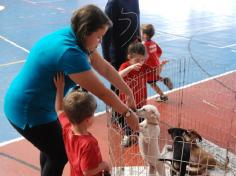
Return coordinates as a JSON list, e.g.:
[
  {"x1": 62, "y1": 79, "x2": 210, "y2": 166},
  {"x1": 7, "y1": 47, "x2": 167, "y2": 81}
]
[{"x1": 4, "y1": 27, "x2": 91, "y2": 129}]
